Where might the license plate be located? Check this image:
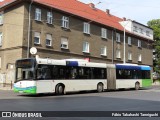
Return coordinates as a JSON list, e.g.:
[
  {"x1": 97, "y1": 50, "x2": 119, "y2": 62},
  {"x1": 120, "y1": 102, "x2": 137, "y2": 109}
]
[{"x1": 19, "y1": 91, "x2": 24, "y2": 93}]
